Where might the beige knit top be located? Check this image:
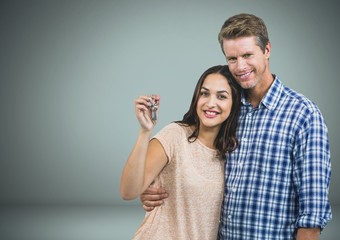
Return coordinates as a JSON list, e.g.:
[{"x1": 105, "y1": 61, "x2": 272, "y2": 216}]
[{"x1": 132, "y1": 123, "x2": 225, "y2": 240}]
